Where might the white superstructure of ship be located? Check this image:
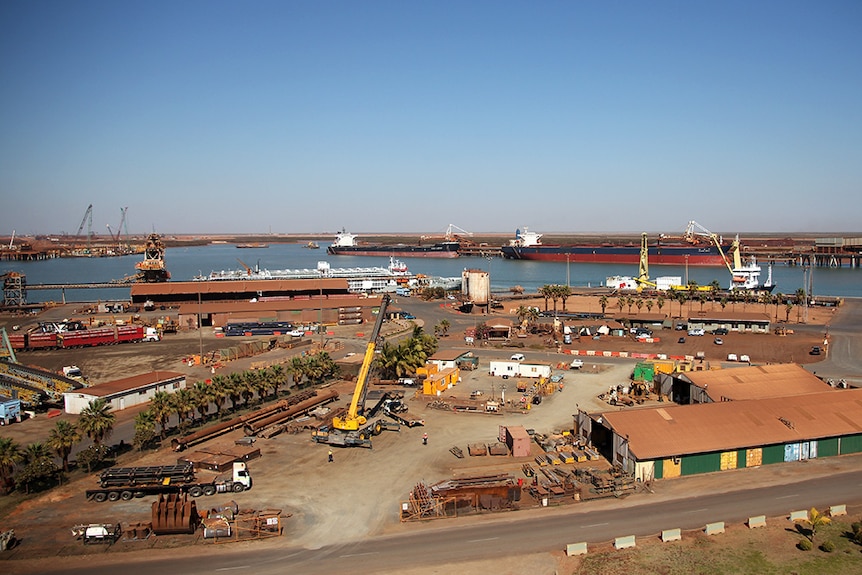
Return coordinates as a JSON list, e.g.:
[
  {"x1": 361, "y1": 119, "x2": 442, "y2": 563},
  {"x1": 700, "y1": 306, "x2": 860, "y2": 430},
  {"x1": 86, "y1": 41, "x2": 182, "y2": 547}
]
[{"x1": 194, "y1": 257, "x2": 460, "y2": 294}]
